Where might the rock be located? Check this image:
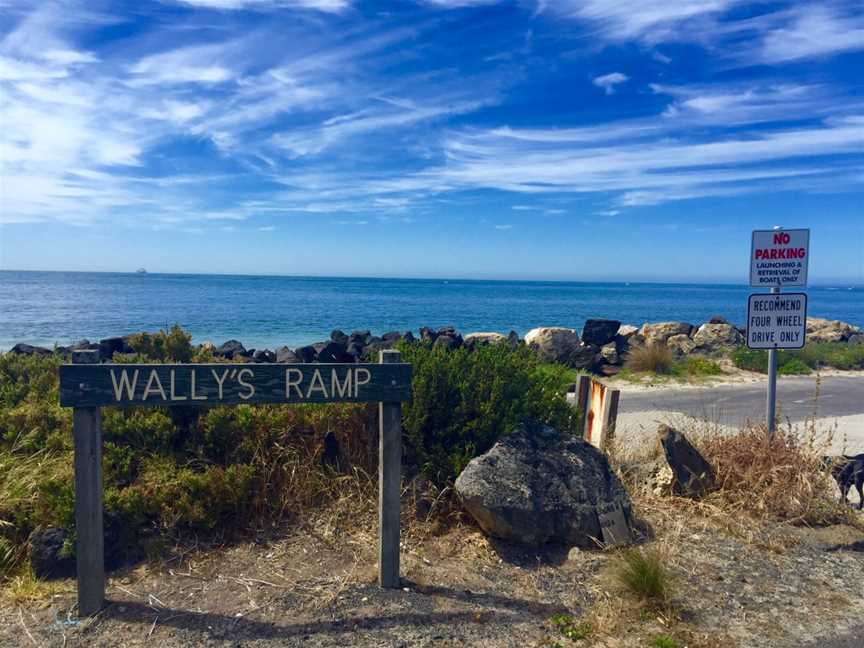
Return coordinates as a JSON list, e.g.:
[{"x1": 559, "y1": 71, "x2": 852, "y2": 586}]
[
  {"x1": 658, "y1": 424, "x2": 715, "y2": 497},
  {"x1": 600, "y1": 342, "x2": 619, "y2": 365},
  {"x1": 572, "y1": 344, "x2": 600, "y2": 370},
  {"x1": 402, "y1": 331, "x2": 416, "y2": 343},
  {"x1": 806, "y1": 317, "x2": 861, "y2": 343},
  {"x1": 617, "y1": 324, "x2": 639, "y2": 339},
  {"x1": 382, "y1": 331, "x2": 402, "y2": 343},
  {"x1": 316, "y1": 341, "x2": 351, "y2": 363},
  {"x1": 693, "y1": 323, "x2": 744, "y2": 351},
  {"x1": 70, "y1": 339, "x2": 98, "y2": 351},
  {"x1": 666, "y1": 333, "x2": 696, "y2": 356},
  {"x1": 349, "y1": 330, "x2": 372, "y2": 347},
  {"x1": 346, "y1": 342, "x2": 365, "y2": 361},
  {"x1": 330, "y1": 330, "x2": 349, "y2": 346},
  {"x1": 200, "y1": 341, "x2": 215, "y2": 353},
  {"x1": 849, "y1": 333, "x2": 864, "y2": 345},
  {"x1": 252, "y1": 349, "x2": 276, "y2": 363},
  {"x1": 276, "y1": 346, "x2": 299, "y2": 363},
  {"x1": 454, "y1": 421, "x2": 633, "y2": 546},
  {"x1": 525, "y1": 327, "x2": 582, "y2": 364},
  {"x1": 98, "y1": 336, "x2": 127, "y2": 359},
  {"x1": 464, "y1": 332, "x2": 507, "y2": 349},
  {"x1": 433, "y1": 334, "x2": 462, "y2": 351},
  {"x1": 294, "y1": 345, "x2": 318, "y2": 363},
  {"x1": 214, "y1": 339, "x2": 246, "y2": 359},
  {"x1": 419, "y1": 327, "x2": 438, "y2": 343},
  {"x1": 29, "y1": 527, "x2": 75, "y2": 579},
  {"x1": 708, "y1": 315, "x2": 729, "y2": 325},
  {"x1": 599, "y1": 364, "x2": 621, "y2": 377},
  {"x1": 9, "y1": 343, "x2": 52, "y2": 356},
  {"x1": 582, "y1": 319, "x2": 621, "y2": 346},
  {"x1": 437, "y1": 326, "x2": 457, "y2": 337},
  {"x1": 619, "y1": 458, "x2": 675, "y2": 496},
  {"x1": 638, "y1": 322, "x2": 694, "y2": 346},
  {"x1": 507, "y1": 331, "x2": 521, "y2": 348}
]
